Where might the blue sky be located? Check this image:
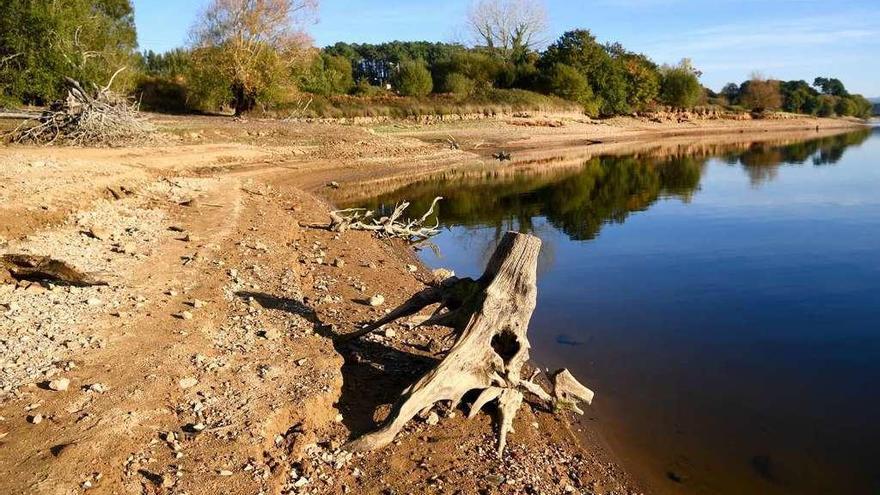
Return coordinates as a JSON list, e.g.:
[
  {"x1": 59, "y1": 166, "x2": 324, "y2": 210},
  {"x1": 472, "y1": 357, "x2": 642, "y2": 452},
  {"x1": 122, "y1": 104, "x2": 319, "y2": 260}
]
[{"x1": 132, "y1": 0, "x2": 880, "y2": 95}]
